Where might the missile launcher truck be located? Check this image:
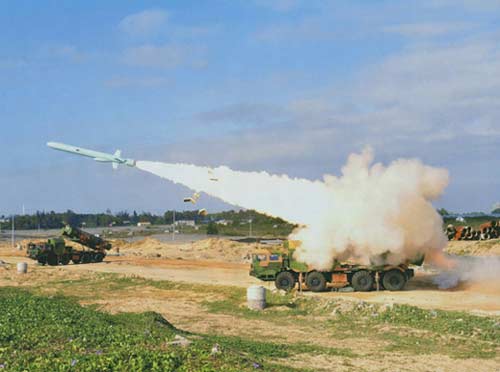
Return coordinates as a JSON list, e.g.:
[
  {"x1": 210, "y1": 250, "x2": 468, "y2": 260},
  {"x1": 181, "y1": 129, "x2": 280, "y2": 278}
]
[
  {"x1": 250, "y1": 241, "x2": 422, "y2": 292},
  {"x1": 27, "y1": 225, "x2": 112, "y2": 265}
]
